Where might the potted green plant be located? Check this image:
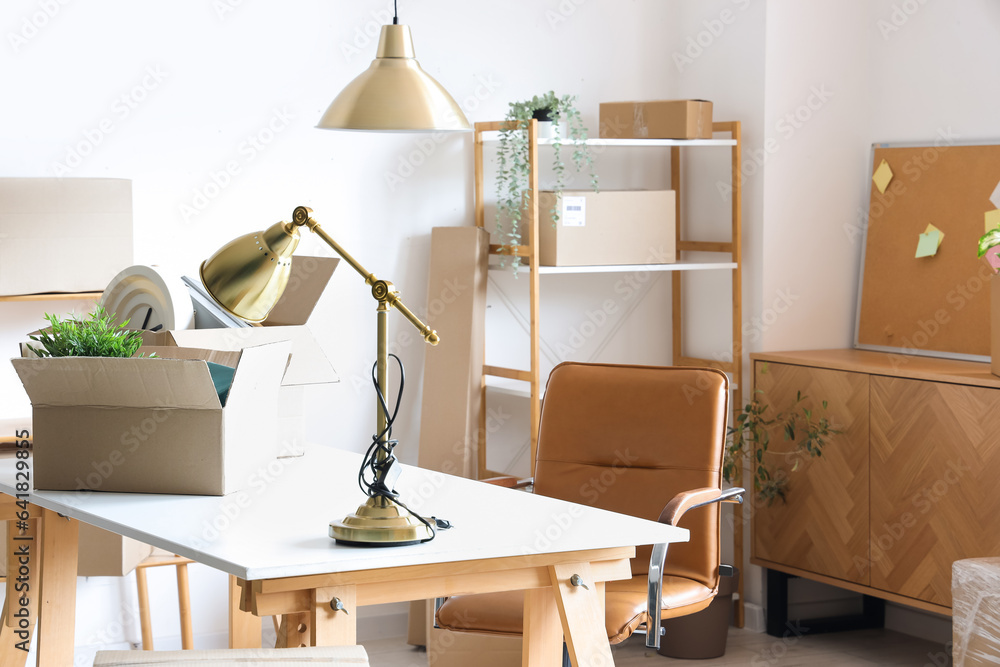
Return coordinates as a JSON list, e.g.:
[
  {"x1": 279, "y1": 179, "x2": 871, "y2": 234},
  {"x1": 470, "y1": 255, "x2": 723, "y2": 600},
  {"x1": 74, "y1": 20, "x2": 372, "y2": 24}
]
[
  {"x1": 495, "y1": 91, "x2": 599, "y2": 270},
  {"x1": 28, "y1": 305, "x2": 149, "y2": 358},
  {"x1": 723, "y1": 384, "x2": 840, "y2": 505}
]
